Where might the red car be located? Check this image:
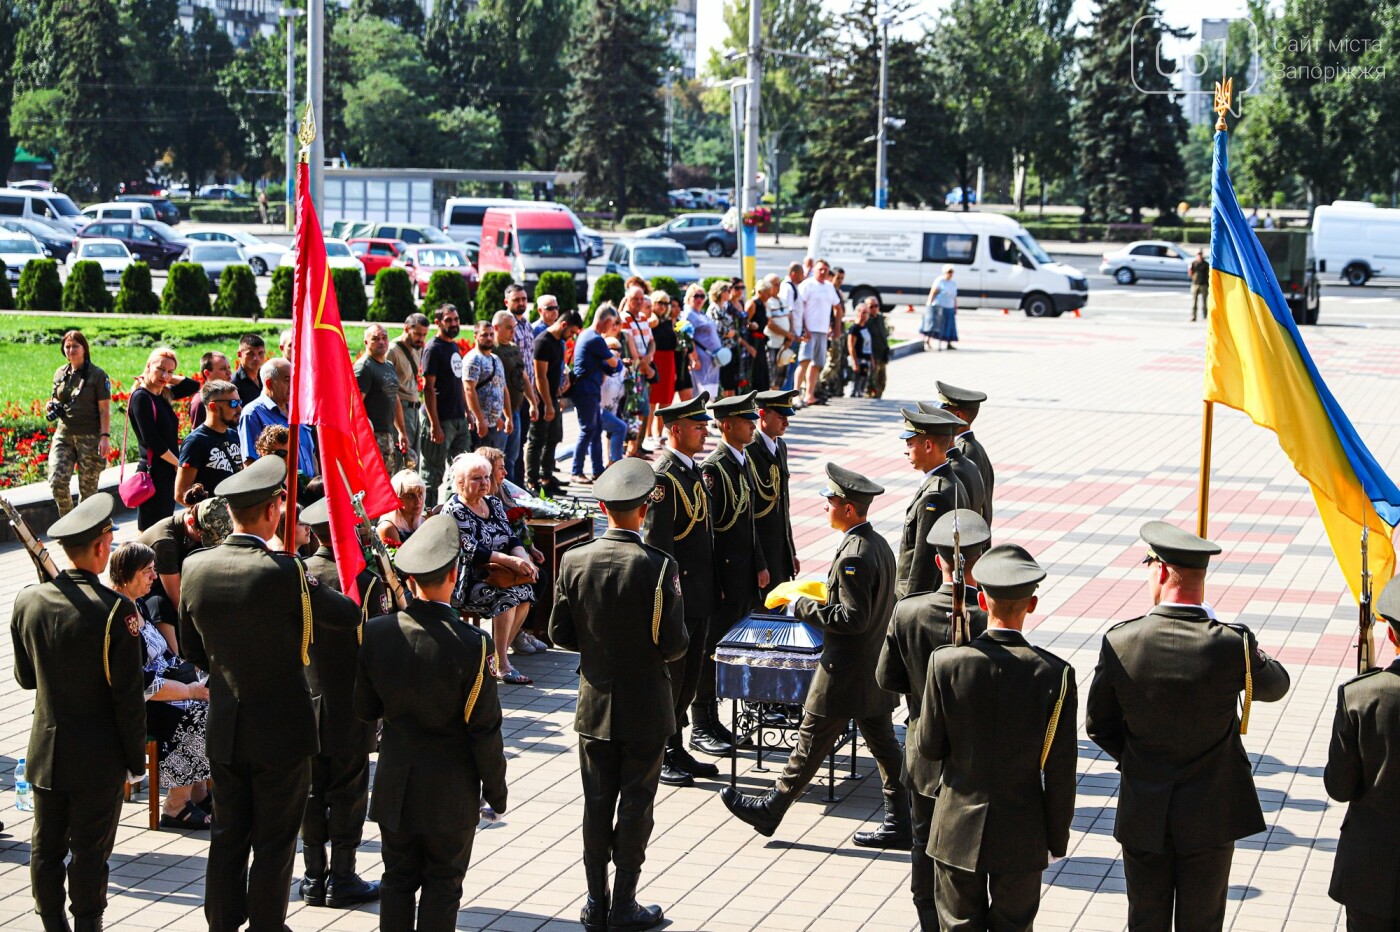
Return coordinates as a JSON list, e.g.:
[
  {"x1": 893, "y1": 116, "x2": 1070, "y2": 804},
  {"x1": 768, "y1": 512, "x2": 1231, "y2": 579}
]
[
  {"x1": 347, "y1": 237, "x2": 407, "y2": 279},
  {"x1": 394, "y1": 243, "x2": 480, "y2": 297}
]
